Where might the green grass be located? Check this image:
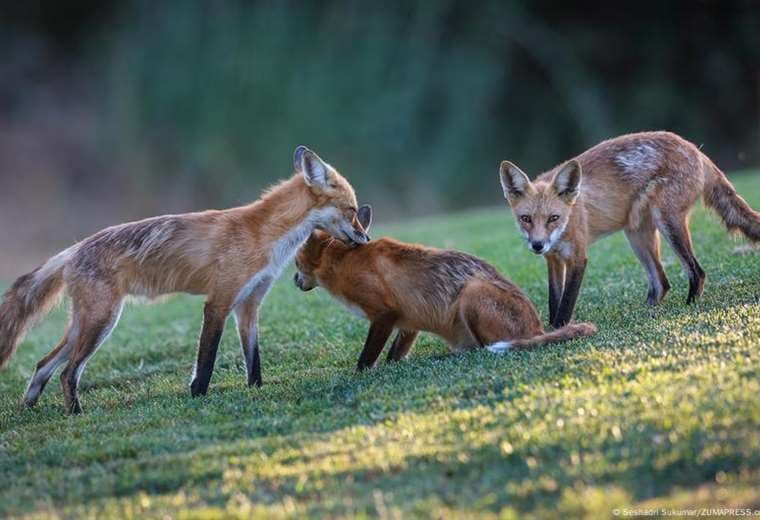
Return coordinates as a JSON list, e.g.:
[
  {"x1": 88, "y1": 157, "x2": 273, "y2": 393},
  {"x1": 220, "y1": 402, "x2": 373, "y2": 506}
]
[{"x1": 1, "y1": 174, "x2": 759, "y2": 519}]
